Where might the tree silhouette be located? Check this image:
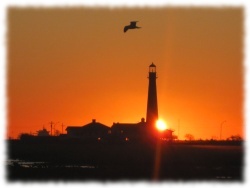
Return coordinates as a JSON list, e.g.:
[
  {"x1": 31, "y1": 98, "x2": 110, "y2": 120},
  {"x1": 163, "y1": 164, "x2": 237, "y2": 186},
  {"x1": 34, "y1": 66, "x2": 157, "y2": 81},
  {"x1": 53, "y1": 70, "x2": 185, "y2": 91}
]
[
  {"x1": 227, "y1": 135, "x2": 242, "y2": 141},
  {"x1": 185, "y1": 134, "x2": 194, "y2": 141}
]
